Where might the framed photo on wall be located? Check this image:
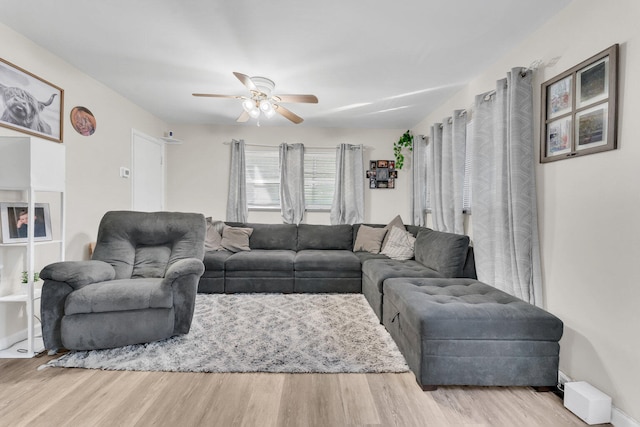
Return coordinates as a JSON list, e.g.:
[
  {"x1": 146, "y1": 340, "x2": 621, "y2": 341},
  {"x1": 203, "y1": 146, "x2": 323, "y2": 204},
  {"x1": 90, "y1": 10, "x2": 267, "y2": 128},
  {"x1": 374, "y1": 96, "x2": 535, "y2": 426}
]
[
  {"x1": 540, "y1": 44, "x2": 618, "y2": 163},
  {"x1": 0, "y1": 58, "x2": 64, "y2": 143},
  {"x1": 0, "y1": 202, "x2": 52, "y2": 243}
]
